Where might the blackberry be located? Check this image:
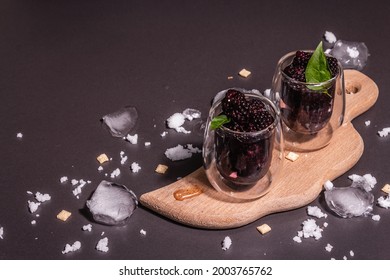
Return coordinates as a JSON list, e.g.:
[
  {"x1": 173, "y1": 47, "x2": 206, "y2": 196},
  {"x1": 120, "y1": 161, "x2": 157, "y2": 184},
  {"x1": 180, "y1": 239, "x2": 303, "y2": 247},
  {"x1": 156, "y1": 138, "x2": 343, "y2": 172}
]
[
  {"x1": 284, "y1": 64, "x2": 306, "y2": 82},
  {"x1": 283, "y1": 50, "x2": 339, "y2": 82},
  {"x1": 292, "y1": 51, "x2": 311, "y2": 66},
  {"x1": 327, "y1": 56, "x2": 339, "y2": 77},
  {"x1": 221, "y1": 90, "x2": 274, "y2": 132}
]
